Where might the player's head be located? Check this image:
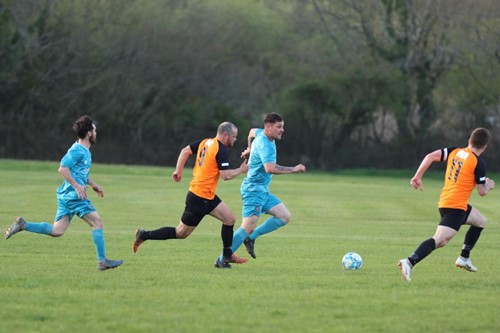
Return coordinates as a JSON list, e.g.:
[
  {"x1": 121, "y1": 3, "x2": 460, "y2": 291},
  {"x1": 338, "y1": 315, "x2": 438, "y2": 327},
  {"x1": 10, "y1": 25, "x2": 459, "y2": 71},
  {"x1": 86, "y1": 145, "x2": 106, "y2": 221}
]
[
  {"x1": 73, "y1": 115, "x2": 97, "y2": 145},
  {"x1": 263, "y1": 112, "x2": 283, "y2": 125},
  {"x1": 263, "y1": 112, "x2": 284, "y2": 140},
  {"x1": 217, "y1": 122, "x2": 238, "y2": 147},
  {"x1": 469, "y1": 128, "x2": 491, "y2": 150}
]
